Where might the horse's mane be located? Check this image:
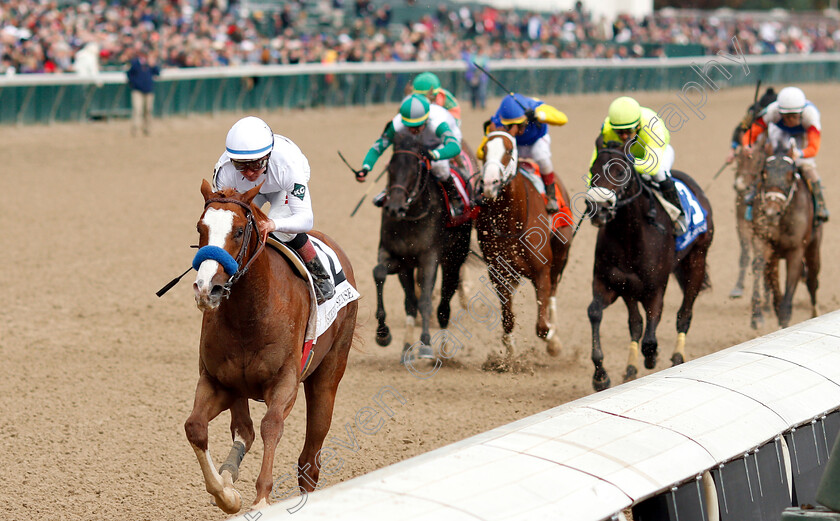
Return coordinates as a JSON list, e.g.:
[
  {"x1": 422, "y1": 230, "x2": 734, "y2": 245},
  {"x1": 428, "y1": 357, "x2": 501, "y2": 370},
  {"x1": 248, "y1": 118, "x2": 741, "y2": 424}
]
[{"x1": 393, "y1": 131, "x2": 424, "y2": 151}]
